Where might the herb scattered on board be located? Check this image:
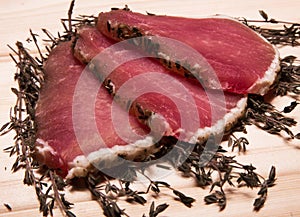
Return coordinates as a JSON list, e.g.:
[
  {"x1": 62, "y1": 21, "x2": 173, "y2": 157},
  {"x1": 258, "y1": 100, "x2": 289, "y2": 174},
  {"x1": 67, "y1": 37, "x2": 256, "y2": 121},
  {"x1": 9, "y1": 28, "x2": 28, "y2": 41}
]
[
  {"x1": 1, "y1": 3, "x2": 300, "y2": 217},
  {"x1": 239, "y1": 10, "x2": 300, "y2": 46},
  {"x1": 144, "y1": 202, "x2": 169, "y2": 217},
  {"x1": 274, "y1": 55, "x2": 300, "y2": 96},
  {"x1": 3, "y1": 203, "x2": 12, "y2": 211},
  {"x1": 1, "y1": 36, "x2": 75, "y2": 216},
  {"x1": 0, "y1": 3, "x2": 76, "y2": 217},
  {"x1": 85, "y1": 169, "x2": 195, "y2": 217}
]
